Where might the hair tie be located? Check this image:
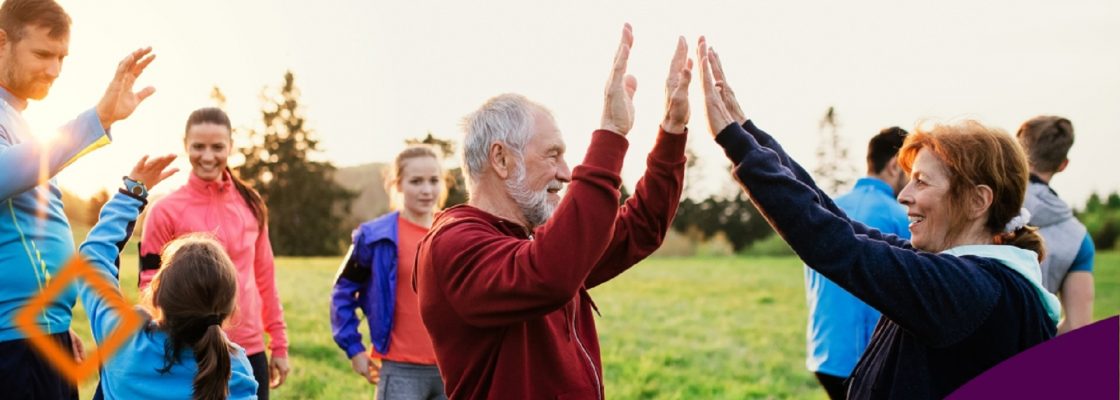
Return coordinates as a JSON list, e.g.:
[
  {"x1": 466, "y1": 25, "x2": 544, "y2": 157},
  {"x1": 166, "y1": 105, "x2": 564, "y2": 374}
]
[
  {"x1": 1003, "y1": 208, "x2": 1031, "y2": 233},
  {"x1": 203, "y1": 314, "x2": 224, "y2": 327}
]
